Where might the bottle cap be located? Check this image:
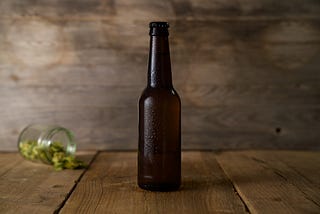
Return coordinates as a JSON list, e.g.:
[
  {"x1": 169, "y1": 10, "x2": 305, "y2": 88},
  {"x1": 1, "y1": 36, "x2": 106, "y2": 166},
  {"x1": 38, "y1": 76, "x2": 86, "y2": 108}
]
[{"x1": 149, "y1": 22, "x2": 169, "y2": 36}]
